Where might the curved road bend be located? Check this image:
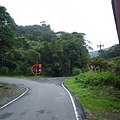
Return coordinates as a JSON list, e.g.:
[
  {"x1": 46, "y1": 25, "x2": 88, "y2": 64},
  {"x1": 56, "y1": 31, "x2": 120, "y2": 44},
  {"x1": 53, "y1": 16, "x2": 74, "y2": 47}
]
[{"x1": 0, "y1": 77, "x2": 86, "y2": 120}]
